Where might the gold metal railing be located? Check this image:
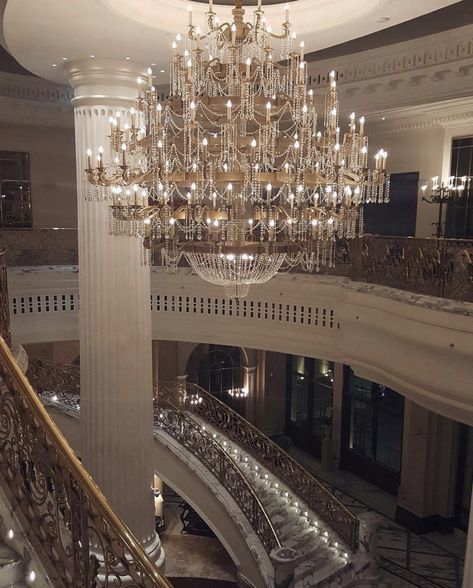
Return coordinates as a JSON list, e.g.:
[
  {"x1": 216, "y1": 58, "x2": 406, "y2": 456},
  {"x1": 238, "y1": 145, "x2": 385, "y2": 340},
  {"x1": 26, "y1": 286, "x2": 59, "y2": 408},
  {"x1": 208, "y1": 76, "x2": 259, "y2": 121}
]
[
  {"x1": 162, "y1": 382, "x2": 359, "y2": 551},
  {"x1": 0, "y1": 336, "x2": 173, "y2": 588},
  {"x1": 34, "y1": 373, "x2": 282, "y2": 557},
  {"x1": 3, "y1": 231, "x2": 473, "y2": 302},
  {"x1": 0, "y1": 250, "x2": 11, "y2": 345},
  {"x1": 155, "y1": 384, "x2": 282, "y2": 555}
]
